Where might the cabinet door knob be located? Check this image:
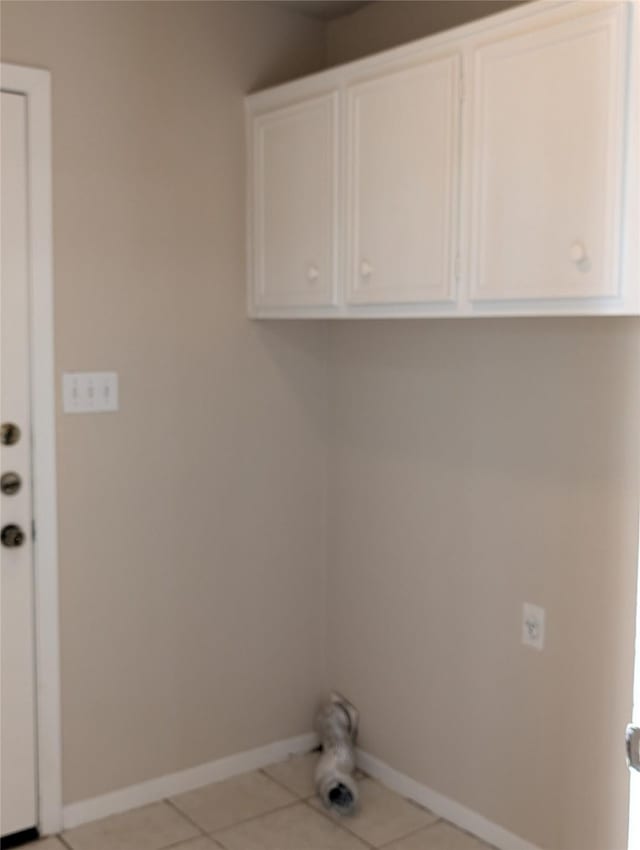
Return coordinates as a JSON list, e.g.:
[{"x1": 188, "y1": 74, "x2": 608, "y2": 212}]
[
  {"x1": 570, "y1": 241, "x2": 587, "y2": 264},
  {"x1": 360, "y1": 260, "x2": 374, "y2": 278},
  {"x1": 307, "y1": 266, "x2": 320, "y2": 282}
]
